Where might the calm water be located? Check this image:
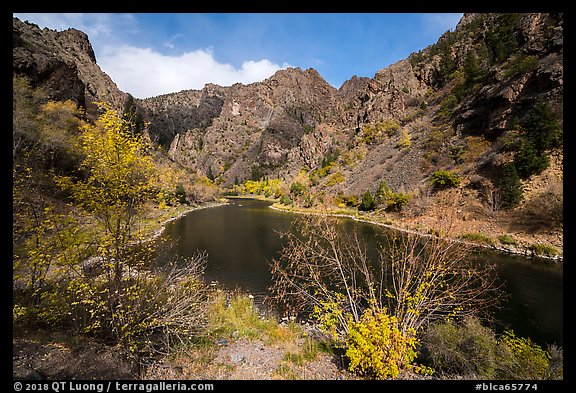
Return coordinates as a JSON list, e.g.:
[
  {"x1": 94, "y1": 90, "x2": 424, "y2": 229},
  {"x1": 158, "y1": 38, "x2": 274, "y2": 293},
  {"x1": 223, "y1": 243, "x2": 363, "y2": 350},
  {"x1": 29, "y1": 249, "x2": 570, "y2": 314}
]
[{"x1": 160, "y1": 198, "x2": 563, "y2": 347}]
